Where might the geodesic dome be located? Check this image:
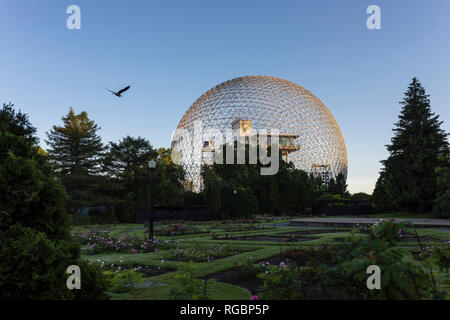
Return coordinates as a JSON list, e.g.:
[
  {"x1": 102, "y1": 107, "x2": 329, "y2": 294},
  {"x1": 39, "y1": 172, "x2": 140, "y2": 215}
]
[{"x1": 171, "y1": 75, "x2": 348, "y2": 191}]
